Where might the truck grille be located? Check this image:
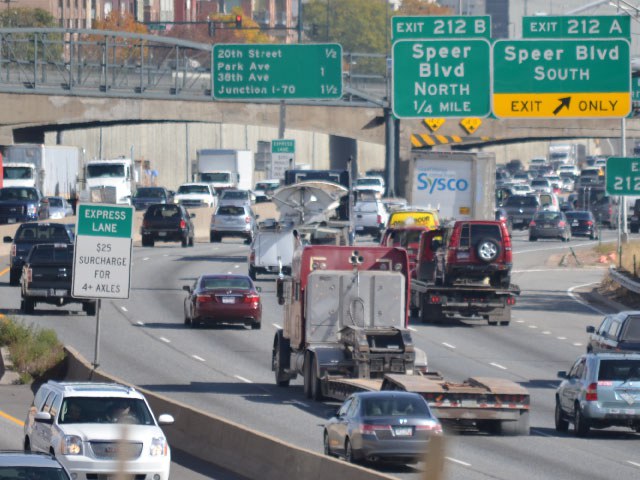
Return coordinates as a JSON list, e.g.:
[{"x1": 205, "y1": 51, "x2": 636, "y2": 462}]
[
  {"x1": 180, "y1": 199, "x2": 204, "y2": 207},
  {"x1": 0, "y1": 205, "x2": 25, "y2": 215},
  {"x1": 89, "y1": 441, "x2": 143, "y2": 460}
]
